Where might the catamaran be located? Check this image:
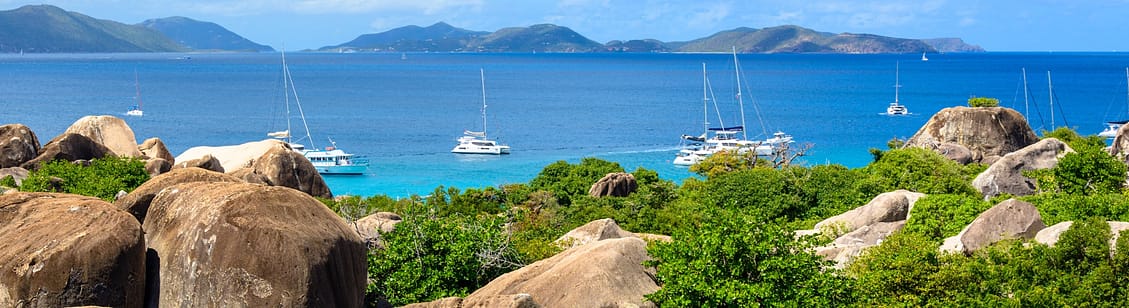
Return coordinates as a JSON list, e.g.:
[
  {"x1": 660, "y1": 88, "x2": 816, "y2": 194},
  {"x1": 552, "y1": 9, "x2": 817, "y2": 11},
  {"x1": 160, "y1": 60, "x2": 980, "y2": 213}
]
[
  {"x1": 126, "y1": 70, "x2": 144, "y2": 117},
  {"x1": 268, "y1": 51, "x2": 369, "y2": 175},
  {"x1": 674, "y1": 49, "x2": 794, "y2": 166},
  {"x1": 885, "y1": 62, "x2": 909, "y2": 115},
  {"x1": 1099, "y1": 67, "x2": 1129, "y2": 139},
  {"x1": 452, "y1": 68, "x2": 511, "y2": 155}
]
